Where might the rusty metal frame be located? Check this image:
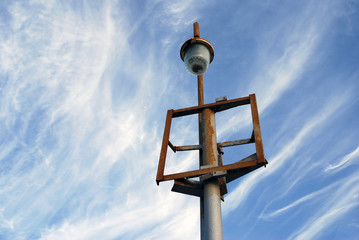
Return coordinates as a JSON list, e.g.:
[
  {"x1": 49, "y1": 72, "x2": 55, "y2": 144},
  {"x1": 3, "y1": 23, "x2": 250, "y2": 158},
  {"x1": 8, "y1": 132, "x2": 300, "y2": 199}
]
[{"x1": 156, "y1": 94, "x2": 266, "y2": 185}]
